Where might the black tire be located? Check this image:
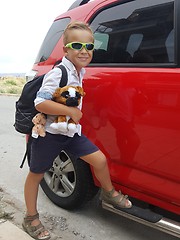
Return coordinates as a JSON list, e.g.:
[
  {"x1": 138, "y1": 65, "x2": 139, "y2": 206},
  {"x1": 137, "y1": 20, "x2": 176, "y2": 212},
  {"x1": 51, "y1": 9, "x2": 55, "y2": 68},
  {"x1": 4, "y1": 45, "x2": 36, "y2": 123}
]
[{"x1": 40, "y1": 150, "x2": 99, "y2": 210}]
